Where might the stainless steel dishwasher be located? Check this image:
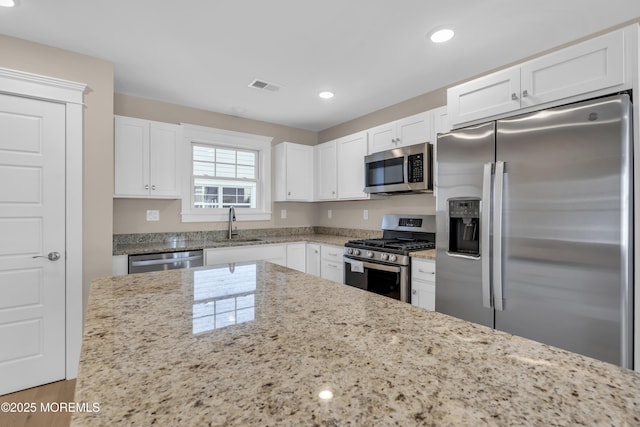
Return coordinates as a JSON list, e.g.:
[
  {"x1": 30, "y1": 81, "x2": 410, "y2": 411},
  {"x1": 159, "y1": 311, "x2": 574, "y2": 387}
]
[{"x1": 128, "y1": 250, "x2": 203, "y2": 274}]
